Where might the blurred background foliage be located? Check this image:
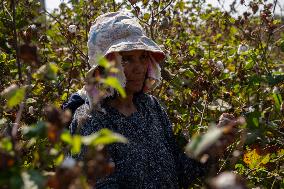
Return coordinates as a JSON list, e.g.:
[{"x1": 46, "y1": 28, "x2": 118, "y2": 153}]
[{"x1": 0, "y1": 0, "x2": 284, "y2": 188}]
